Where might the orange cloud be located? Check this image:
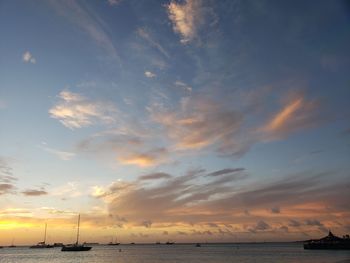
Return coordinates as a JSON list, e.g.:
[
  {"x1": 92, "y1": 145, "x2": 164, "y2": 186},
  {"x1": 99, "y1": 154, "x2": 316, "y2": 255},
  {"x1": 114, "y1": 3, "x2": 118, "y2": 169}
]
[
  {"x1": 117, "y1": 148, "x2": 167, "y2": 167},
  {"x1": 262, "y1": 94, "x2": 319, "y2": 140}
]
